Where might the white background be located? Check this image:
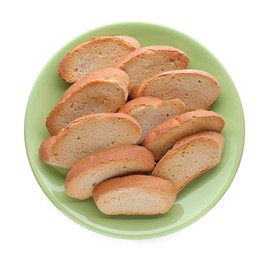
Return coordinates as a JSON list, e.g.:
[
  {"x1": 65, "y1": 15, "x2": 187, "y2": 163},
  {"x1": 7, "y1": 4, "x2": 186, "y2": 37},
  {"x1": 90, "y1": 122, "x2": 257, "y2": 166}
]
[{"x1": 1, "y1": 0, "x2": 269, "y2": 259}]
